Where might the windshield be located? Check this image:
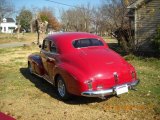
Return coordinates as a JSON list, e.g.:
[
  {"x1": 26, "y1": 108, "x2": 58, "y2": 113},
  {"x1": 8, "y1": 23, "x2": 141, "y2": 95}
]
[{"x1": 72, "y1": 38, "x2": 104, "y2": 48}]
